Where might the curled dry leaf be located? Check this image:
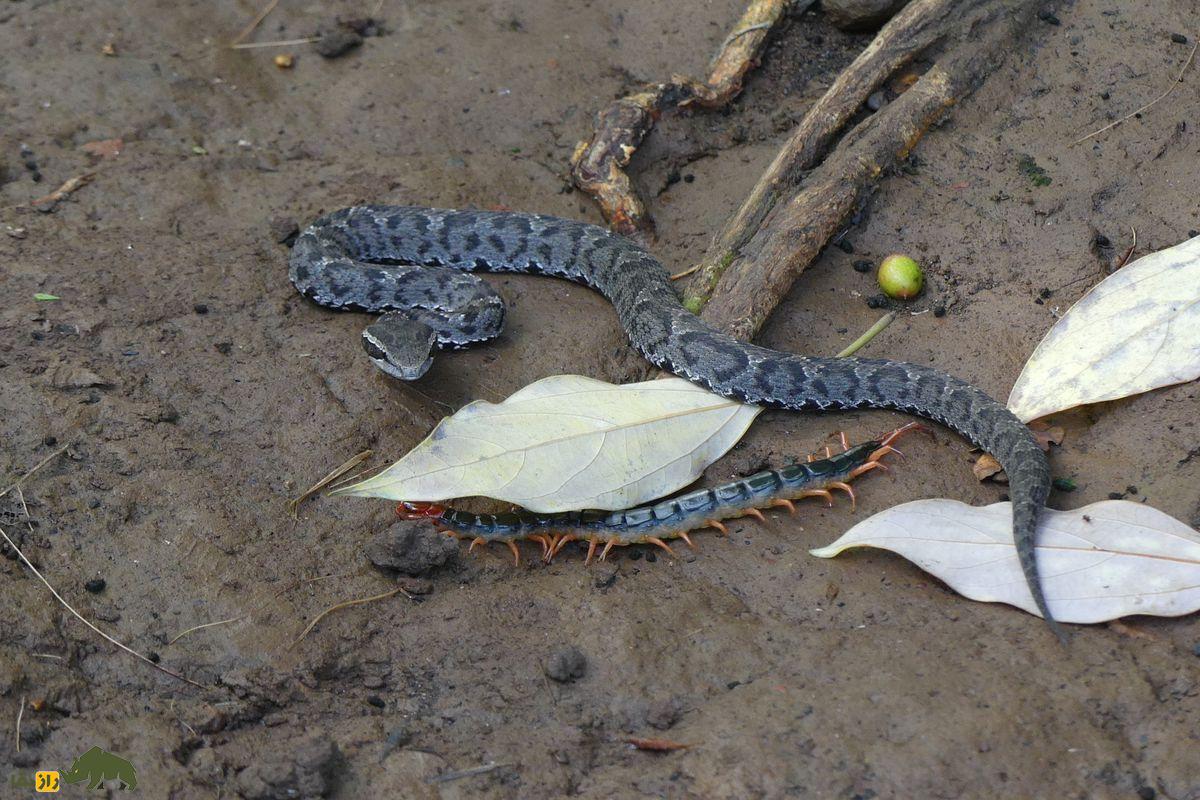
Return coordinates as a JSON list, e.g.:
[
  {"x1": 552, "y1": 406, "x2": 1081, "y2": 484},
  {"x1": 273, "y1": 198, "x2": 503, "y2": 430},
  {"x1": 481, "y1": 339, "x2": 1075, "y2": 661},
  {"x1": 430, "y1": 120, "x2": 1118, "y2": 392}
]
[
  {"x1": 80, "y1": 138, "x2": 123, "y2": 159},
  {"x1": 1007, "y1": 235, "x2": 1200, "y2": 422},
  {"x1": 971, "y1": 453, "x2": 1005, "y2": 482},
  {"x1": 332, "y1": 375, "x2": 760, "y2": 512},
  {"x1": 811, "y1": 499, "x2": 1200, "y2": 623}
]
